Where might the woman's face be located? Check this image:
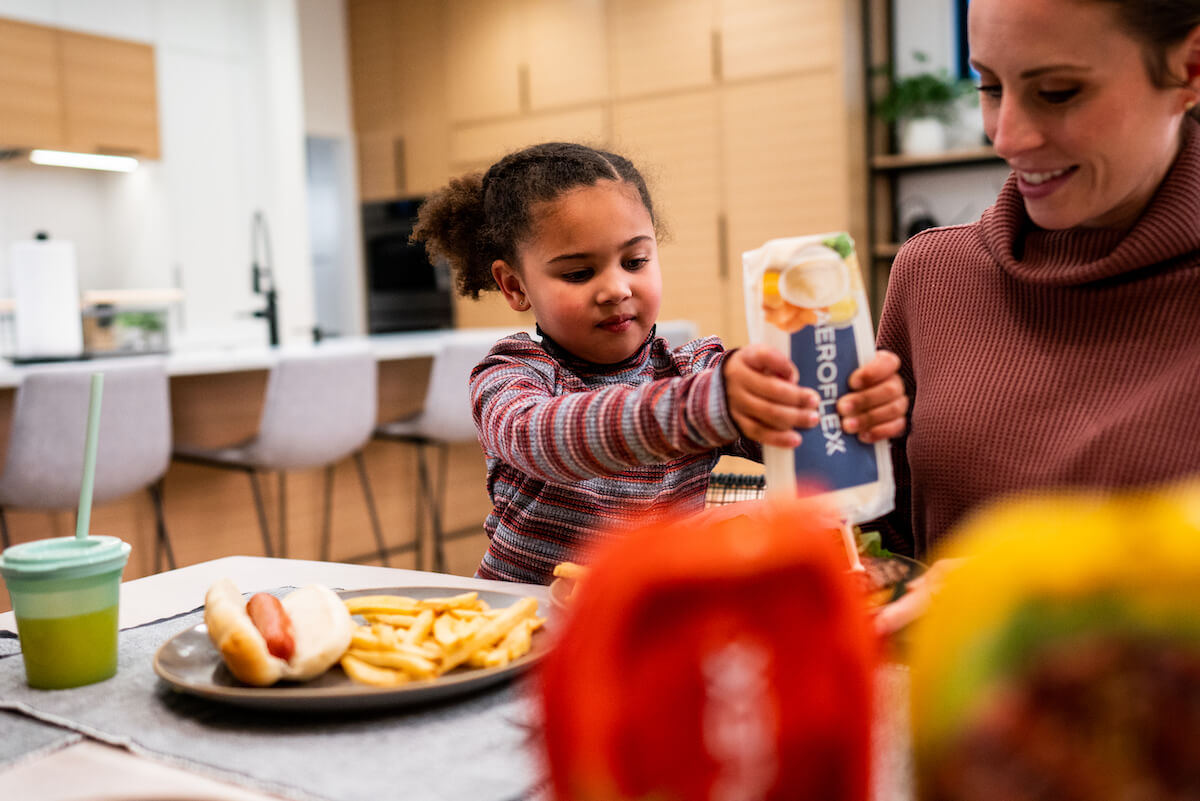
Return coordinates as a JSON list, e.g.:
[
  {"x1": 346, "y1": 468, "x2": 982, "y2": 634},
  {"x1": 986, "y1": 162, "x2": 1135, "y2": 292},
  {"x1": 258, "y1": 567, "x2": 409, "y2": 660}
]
[
  {"x1": 493, "y1": 180, "x2": 662, "y2": 365},
  {"x1": 969, "y1": 0, "x2": 1193, "y2": 230}
]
